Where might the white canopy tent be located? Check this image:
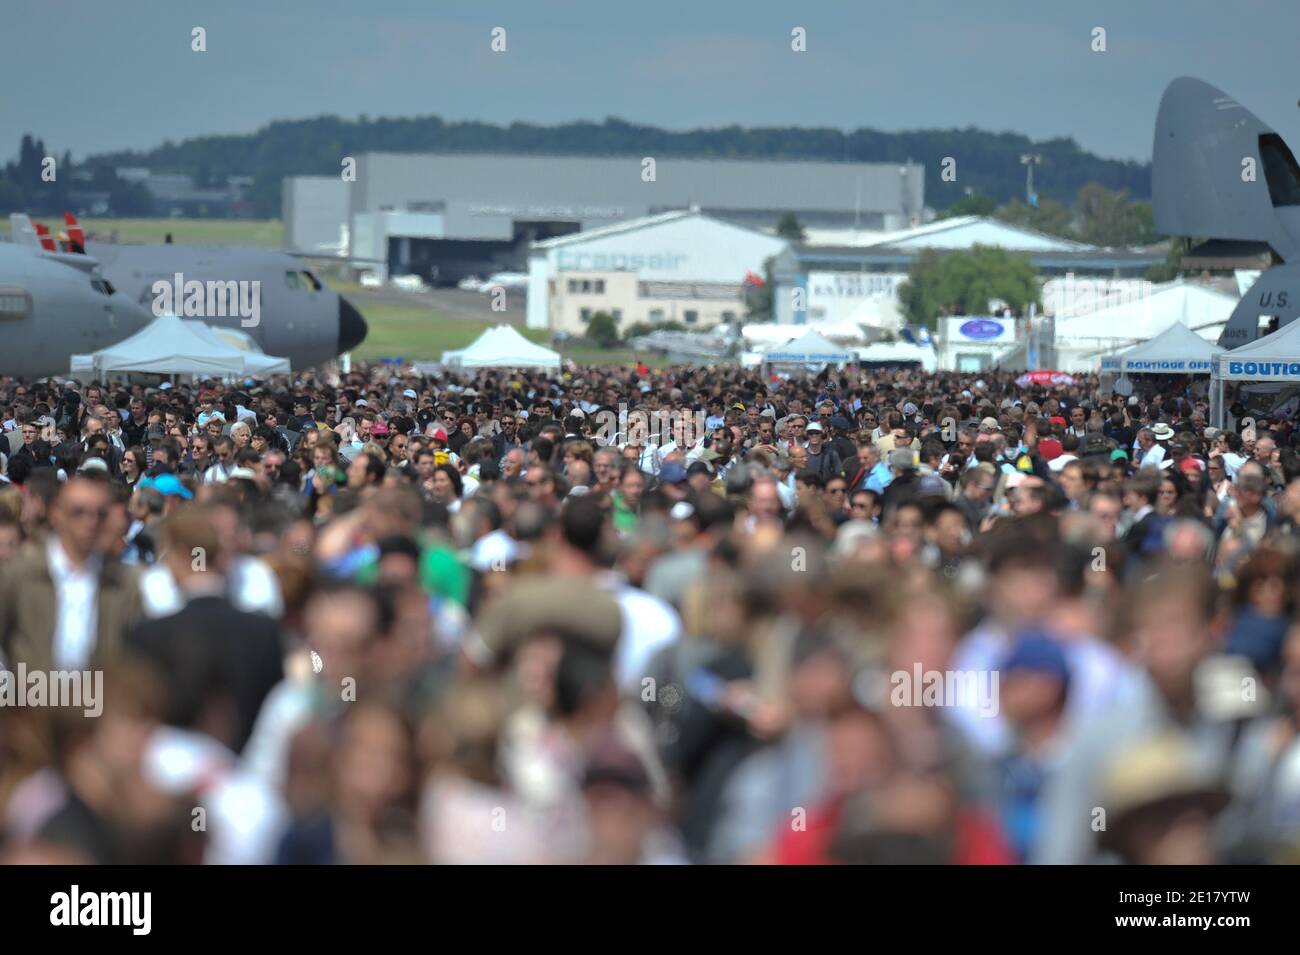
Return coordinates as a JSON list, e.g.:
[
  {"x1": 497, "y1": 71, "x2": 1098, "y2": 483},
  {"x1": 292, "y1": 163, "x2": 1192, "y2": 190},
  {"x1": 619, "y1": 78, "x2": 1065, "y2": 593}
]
[
  {"x1": 1099, "y1": 322, "x2": 1223, "y2": 374},
  {"x1": 1055, "y1": 279, "x2": 1236, "y2": 372},
  {"x1": 1210, "y1": 319, "x2": 1300, "y2": 429},
  {"x1": 71, "y1": 313, "x2": 290, "y2": 378},
  {"x1": 442, "y1": 325, "x2": 561, "y2": 370},
  {"x1": 761, "y1": 329, "x2": 854, "y2": 365},
  {"x1": 854, "y1": 341, "x2": 938, "y2": 372}
]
